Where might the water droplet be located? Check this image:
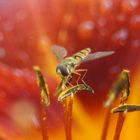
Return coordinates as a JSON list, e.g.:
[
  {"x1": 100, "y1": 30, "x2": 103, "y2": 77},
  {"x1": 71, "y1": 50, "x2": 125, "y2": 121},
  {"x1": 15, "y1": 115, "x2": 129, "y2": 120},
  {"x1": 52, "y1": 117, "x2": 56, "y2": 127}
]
[
  {"x1": 79, "y1": 21, "x2": 95, "y2": 31},
  {"x1": 78, "y1": 21, "x2": 95, "y2": 39},
  {"x1": 13, "y1": 69, "x2": 23, "y2": 77},
  {"x1": 103, "y1": 0, "x2": 113, "y2": 10},
  {"x1": 122, "y1": 0, "x2": 138, "y2": 11},
  {"x1": 112, "y1": 29, "x2": 128, "y2": 45},
  {"x1": 128, "y1": 0, "x2": 138, "y2": 9}
]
